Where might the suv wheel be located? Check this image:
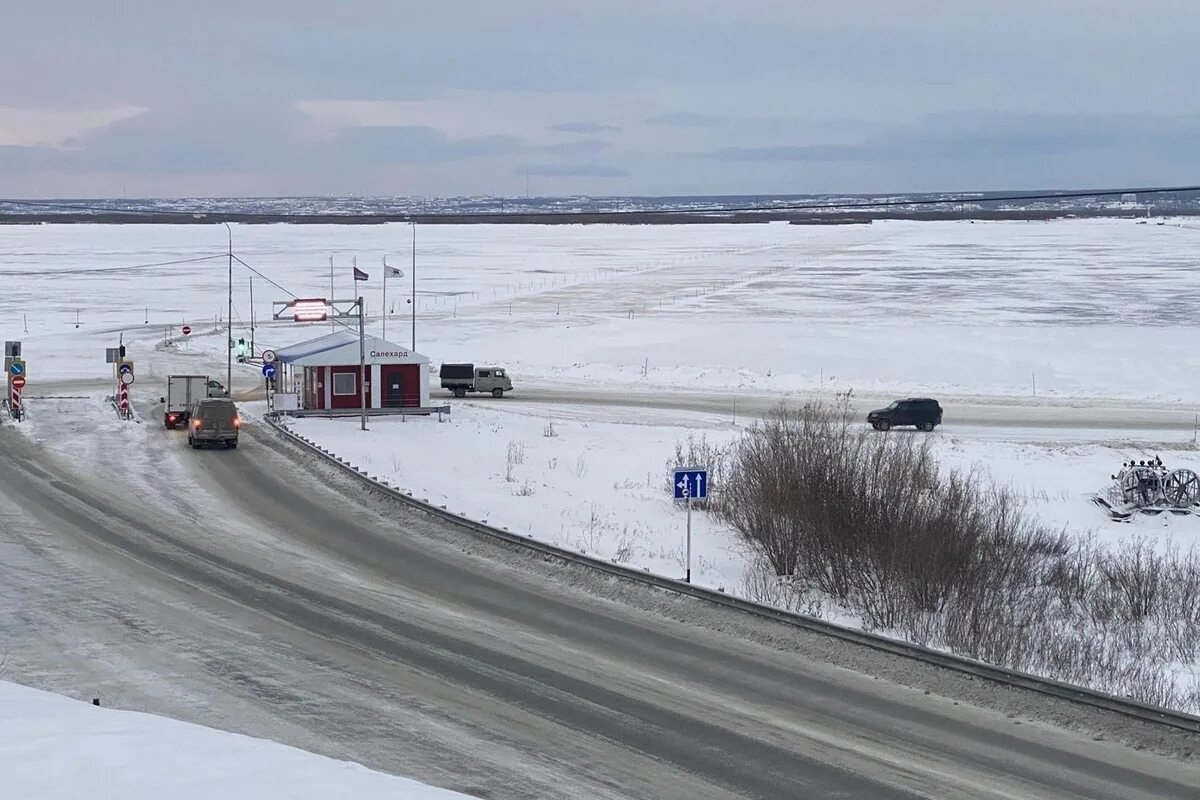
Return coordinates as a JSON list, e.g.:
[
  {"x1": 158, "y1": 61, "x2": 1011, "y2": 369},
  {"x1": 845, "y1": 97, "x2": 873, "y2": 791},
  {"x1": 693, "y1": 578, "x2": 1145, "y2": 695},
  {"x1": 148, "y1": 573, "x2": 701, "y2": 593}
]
[
  {"x1": 877, "y1": 419, "x2": 891, "y2": 432},
  {"x1": 492, "y1": 388, "x2": 504, "y2": 398},
  {"x1": 920, "y1": 421, "x2": 936, "y2": 432}
]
